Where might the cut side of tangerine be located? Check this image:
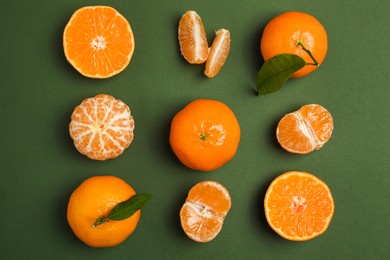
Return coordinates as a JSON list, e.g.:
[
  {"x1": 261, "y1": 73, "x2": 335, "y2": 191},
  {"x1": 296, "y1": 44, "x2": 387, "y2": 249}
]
[
  {"x1": 178, "y1": 10, "x2": 209, "y2": 64},
  {"x1": 264, "y1": 171, "x2": 335, "y2": 241},
  {"x1": 69, "y1": 94, "x2": 134, "y2": 160},
  {"x1": 276, "y1": 104, "x2": 333, "y2": 154},
  {"x1": 204, "y1": 29, "x2": 231, "y2": 78},
  {"x1": 63, "y1": 6, "x2": 135, "y2": 78},
  {"x1": 180, "y1": 181, "x2": 231, "y2": 242}
]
